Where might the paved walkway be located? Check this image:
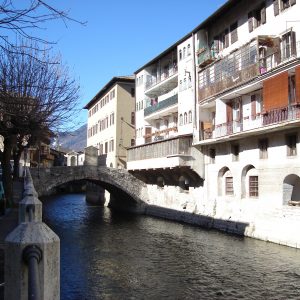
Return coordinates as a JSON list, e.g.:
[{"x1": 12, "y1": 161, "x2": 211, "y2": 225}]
[{"x1": 0, "y1": 179, "x2": 24, "y2": 299}]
